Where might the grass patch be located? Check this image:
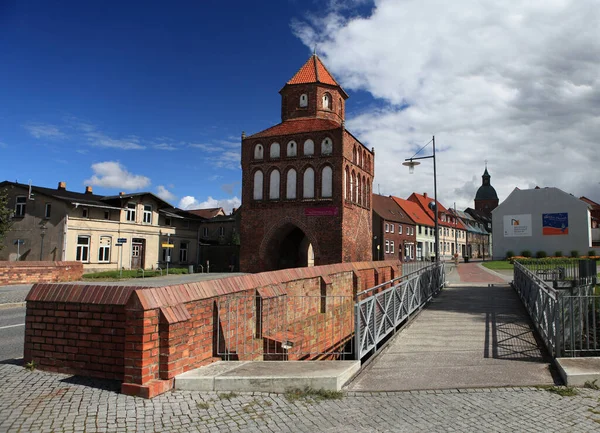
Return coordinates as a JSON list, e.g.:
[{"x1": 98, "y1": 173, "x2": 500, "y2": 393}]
[
  {"x1": 482, "y1": 261, "x2": 514, "y2": 271},
  {"x1": 585, "y1": 380, "x2": 600, "y2": 390},
  {"x1": 217, "y1": 392, "x2": 239, "y2": 400},
  {"x1": 539, "y1": 385, "x2": 578, "y2": 396},
  {"x1": 197, "y1": 402, "x2": 210, "y2": 410},
  {"x1": 284, "y1": 386, "x2": 344, "y2": 402},
  {"x1": 82, "y1": 267, "x2": 189, "y2": 280}
]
